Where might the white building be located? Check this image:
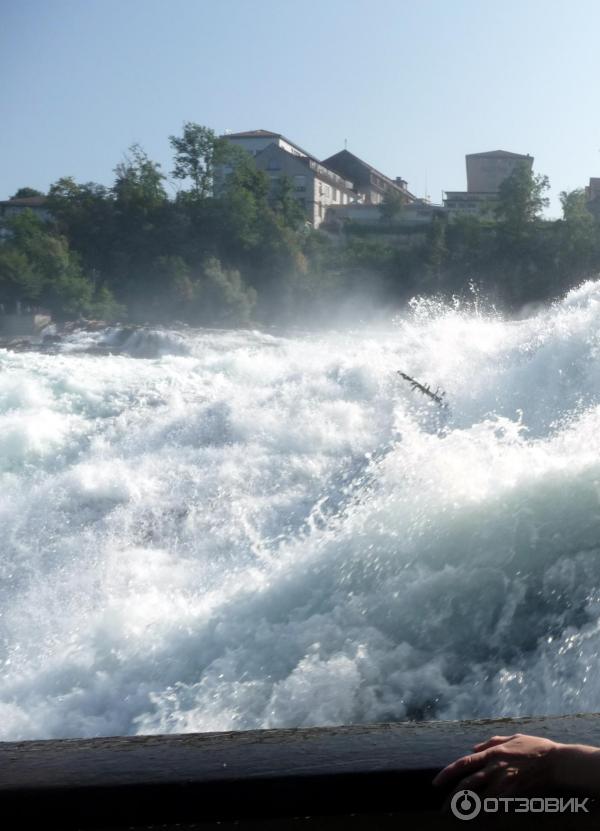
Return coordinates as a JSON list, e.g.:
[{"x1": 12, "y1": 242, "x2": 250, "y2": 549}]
[{"x1": 219, "y1": 130, "x2": 354, "y2": 228}]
